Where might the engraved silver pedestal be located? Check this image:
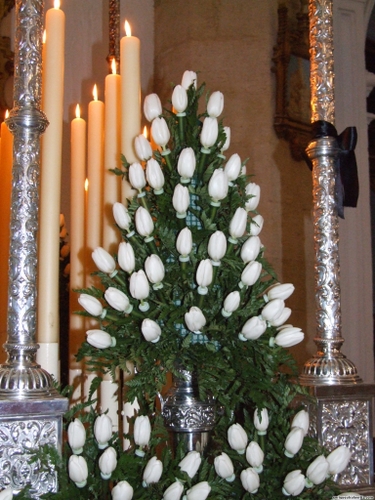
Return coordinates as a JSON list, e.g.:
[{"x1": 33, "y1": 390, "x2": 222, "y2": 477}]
[{"x1": 0, "y1": 0, "x2": 68, "y2": 496}]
